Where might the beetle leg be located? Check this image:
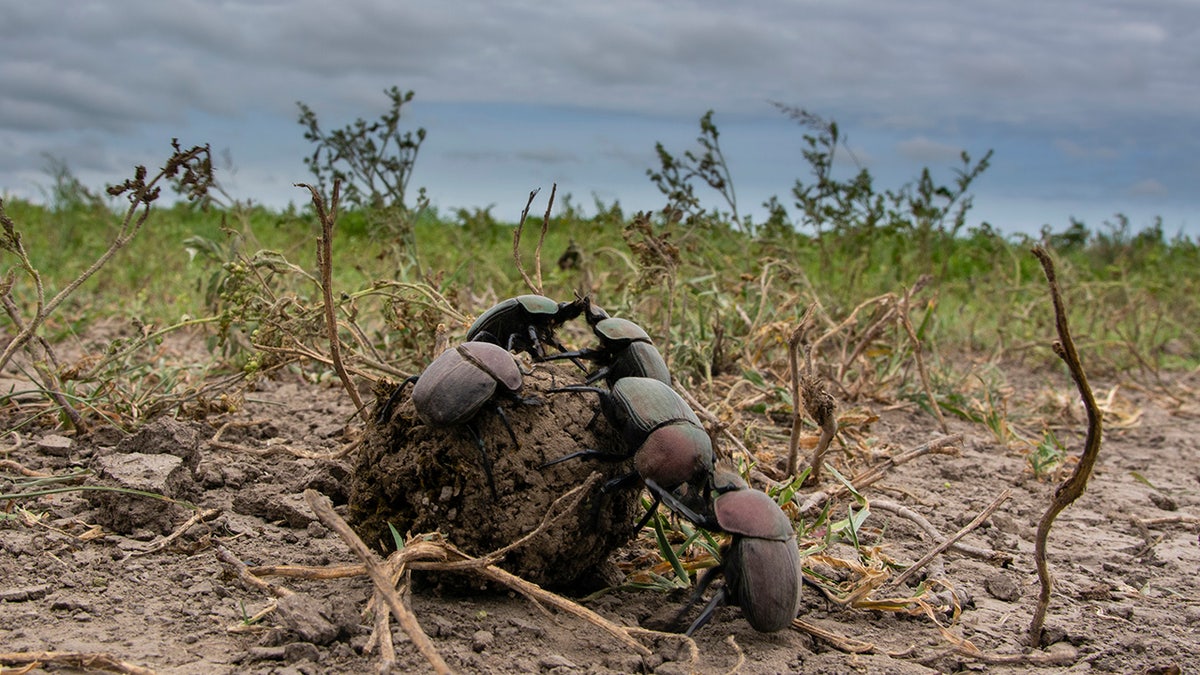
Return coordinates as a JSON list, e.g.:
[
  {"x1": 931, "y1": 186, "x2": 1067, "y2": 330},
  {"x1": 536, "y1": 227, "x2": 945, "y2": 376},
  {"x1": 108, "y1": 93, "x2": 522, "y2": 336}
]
[
  {"x1": 463, "y1": 422, "x2": 499, "y2": 499},
  {"x1": 632, "y1": 492, "x2": 663, "y2": 532},
  {"x1": 539, "y1": 448, "x2": 629, "y2": 469},
  {"x1": 539, "y1": 347, "x2": 600, "y2": 374},
  {"x1": 644, "y1": 478, "x2": 719, "y2": 530},
  {"x1": 683, "y1": 584, "x2": 728, "y2": 636},
  {"x1": 376, "y1": 375, "x2": 420, "y2": 424},
  {"x1": 490, "y1": 403, "x2": 521, "y2": 449},
  {"x1": 601, "y1": 469, "x2": 640, "y2": 493}
]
